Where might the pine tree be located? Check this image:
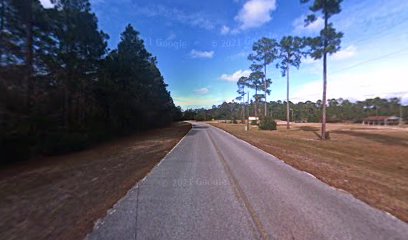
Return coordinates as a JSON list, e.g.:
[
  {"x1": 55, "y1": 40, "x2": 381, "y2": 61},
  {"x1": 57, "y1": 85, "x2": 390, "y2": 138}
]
[
  {"x1": 276, "y1": 36, "x2": 306, "y2": 129},
  {"x1": 248, "y1": 37, "x2": 278, "y2": 116},
  {"x1": 301, "y1": 0, "x2": 344, "y2": 139}
]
